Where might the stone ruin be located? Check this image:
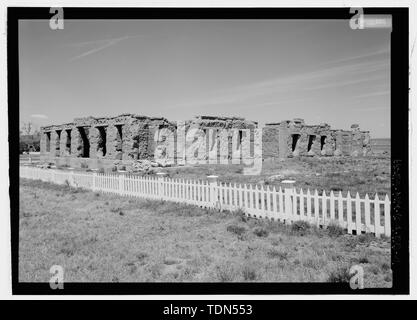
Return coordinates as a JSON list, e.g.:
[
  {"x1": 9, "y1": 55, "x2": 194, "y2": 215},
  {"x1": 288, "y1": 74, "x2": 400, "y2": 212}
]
[
  {"x1": 40, "y1": 114, "x2": 257, "y2": 170},
  {"x1": 40, "y1": 115, "x2": 371, "y2": 170},
  {"x1": 262, "y1": 118, "x2": 371, "y2": 159}
]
